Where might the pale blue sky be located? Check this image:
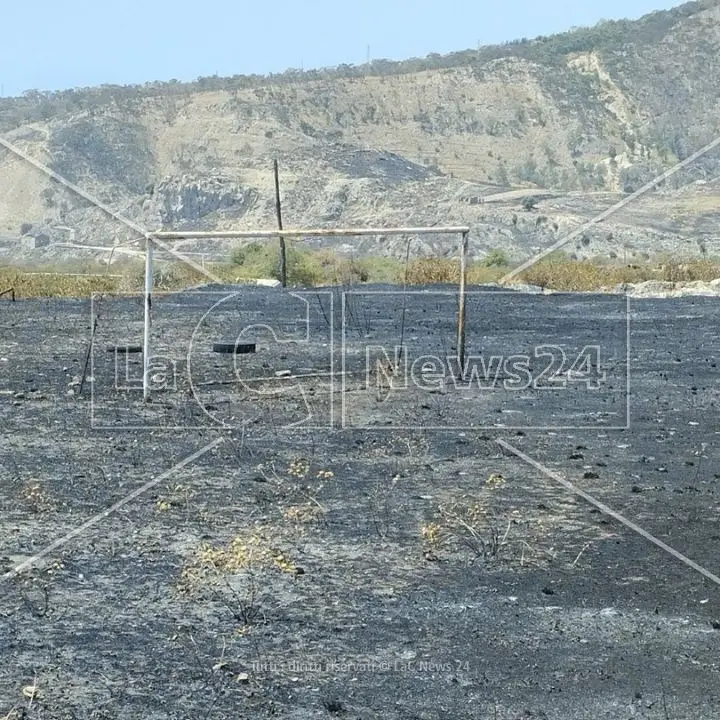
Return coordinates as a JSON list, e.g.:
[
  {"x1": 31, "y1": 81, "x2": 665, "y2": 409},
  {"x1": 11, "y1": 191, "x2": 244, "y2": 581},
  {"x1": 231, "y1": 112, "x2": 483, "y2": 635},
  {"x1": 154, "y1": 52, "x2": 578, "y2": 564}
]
[{"x1": 1, "y1": 0, "x2": 681, "y2": 97}]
